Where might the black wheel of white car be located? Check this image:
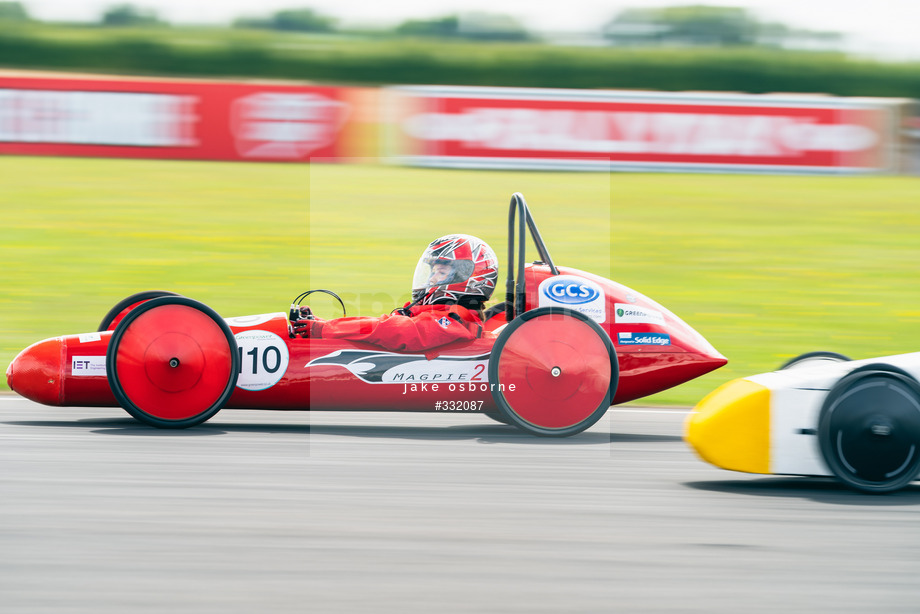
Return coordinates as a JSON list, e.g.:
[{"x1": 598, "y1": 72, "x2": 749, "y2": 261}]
[
  {"x1": 818, "y1": 365, "x2": 920, "y2": 493},
  {"x1": 779, "y1": 351, "x2": 851, "y2": 371}
]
